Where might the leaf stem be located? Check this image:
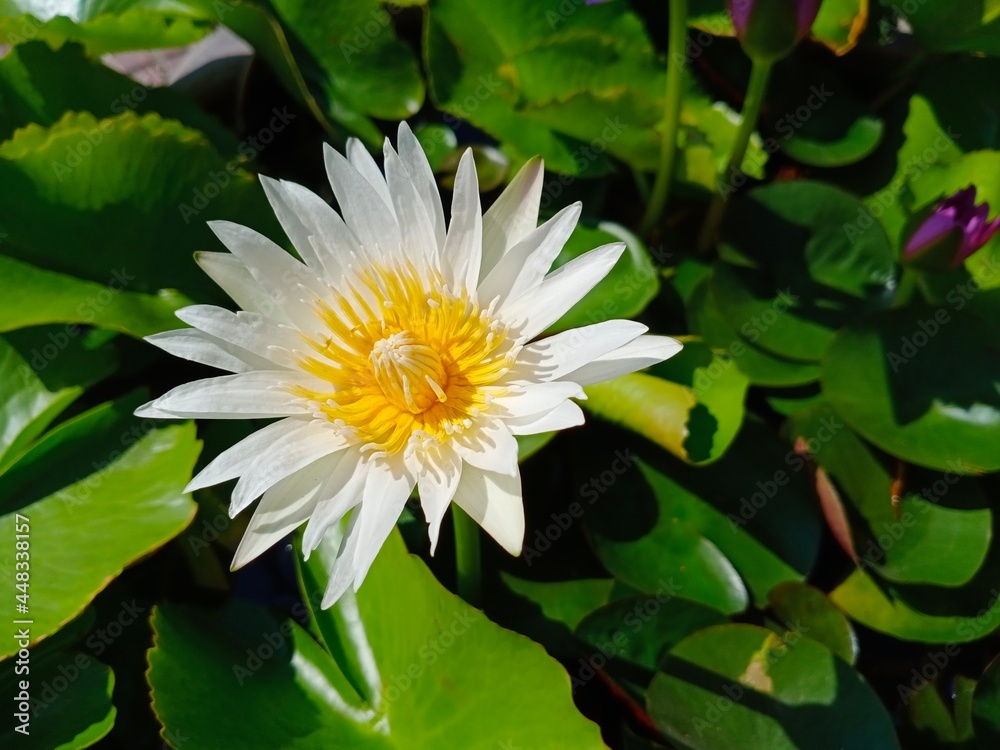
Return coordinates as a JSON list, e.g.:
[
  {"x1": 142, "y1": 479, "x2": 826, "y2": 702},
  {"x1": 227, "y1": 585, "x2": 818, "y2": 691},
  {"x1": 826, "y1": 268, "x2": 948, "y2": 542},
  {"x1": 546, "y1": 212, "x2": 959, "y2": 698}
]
[
  {"x1": 453, "y1": 505, "x2": 481, "y2": 605},
  {"x1": 639, "y1": 0, "x2": 689, "y2": 237},
  {"x1": 696, "y1": 58, "x2": 774, "y2": 253}
]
